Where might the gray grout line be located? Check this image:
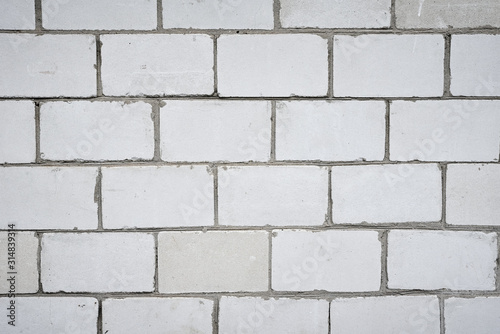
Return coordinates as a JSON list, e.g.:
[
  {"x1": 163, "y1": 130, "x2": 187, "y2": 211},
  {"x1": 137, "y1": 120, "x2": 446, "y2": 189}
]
[
  {"x1": 270, "y1": 101, "x2": 276, "y2": 161},
  {"x1": 443, "y1": 34, "x2": 452, "y2": 97},
  {"x1": 327, "y1": 301, "x2": 331, "y2": 334},
  {"x1": 34, "y1": 102, "x2": 41, "y2": 163},
  {"x1": 154, "y1": 232, "x2": 159, "y2": 293},
  {"x1": 36, "y1": 232, "x2": 43, "y2": 293},
  {"x1": 213, "y1": 166, "x2": 219, "y2": 226},
  {"x1": 212, "y1": 296, "x2": 219, "y2": 334},
  {"x1": 34, "y1": 0, "x2": 42, "y2": 31},
  {"x1": 328, "y1": 35, "x2": 334, "y2": 98},
  {"x1": 439, "y1": 295, "x2": 445, "y2": 334},
  {"x1": 96, "y1": 167, "x2": 103, "y2": 230},
  {"x1": 273, "y1": 0, "x2": 281, "y2": 30},
  {"x1": 152, "y1": 100, "x2": 162, "y2": 161},
  {"x1": 97, "y1": 297, "x2": 103, "y2": 334},
  {"x1": 390, "y1": 0, "x2": 397, "y2": 29},
  {"x1": 213, "y1": 34, "x2": 219, "y2": 96},
  {"x1": 379, "y1": 230, "x2": 389, "y2": 292},
  {"x1": 440, "y1": 163, "x2": 447, "y2": 229},
  {"x1": 327, "y1": 167, "x2": 333, "y2": 225},
  {"x1": 96, "y1": 35, "x2": 103, "y2": 97},
  {"x1": 384, "y1": 100, "x2": 391, "y2": 162},
  {"x1": 497, "y1": 232, "x2": 500, "y2": 292},
  {"x1": 157, "y1": 0, "x2": 163, "y2": 30}
]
